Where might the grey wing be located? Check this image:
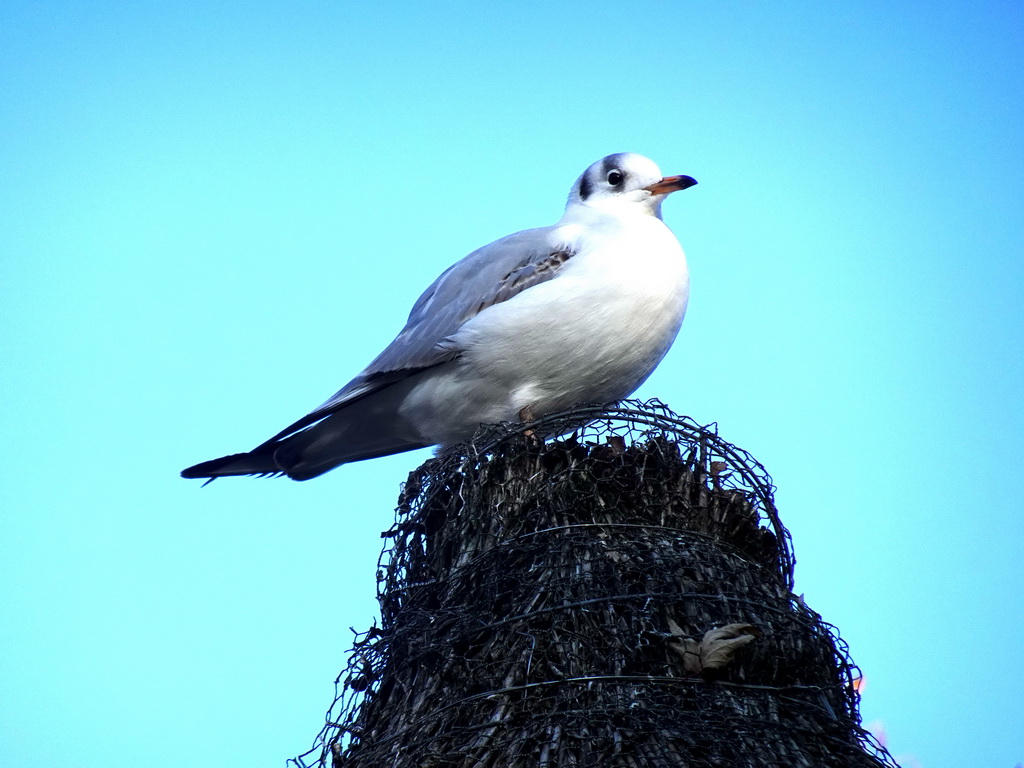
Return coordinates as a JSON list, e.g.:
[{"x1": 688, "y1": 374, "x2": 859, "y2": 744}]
[
  {"x1": 261, "y1": 226, "x2": 575, "y2": 444},
  {"x1": 367, "y1": 230, "x2": 574, "y2": 374}
]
